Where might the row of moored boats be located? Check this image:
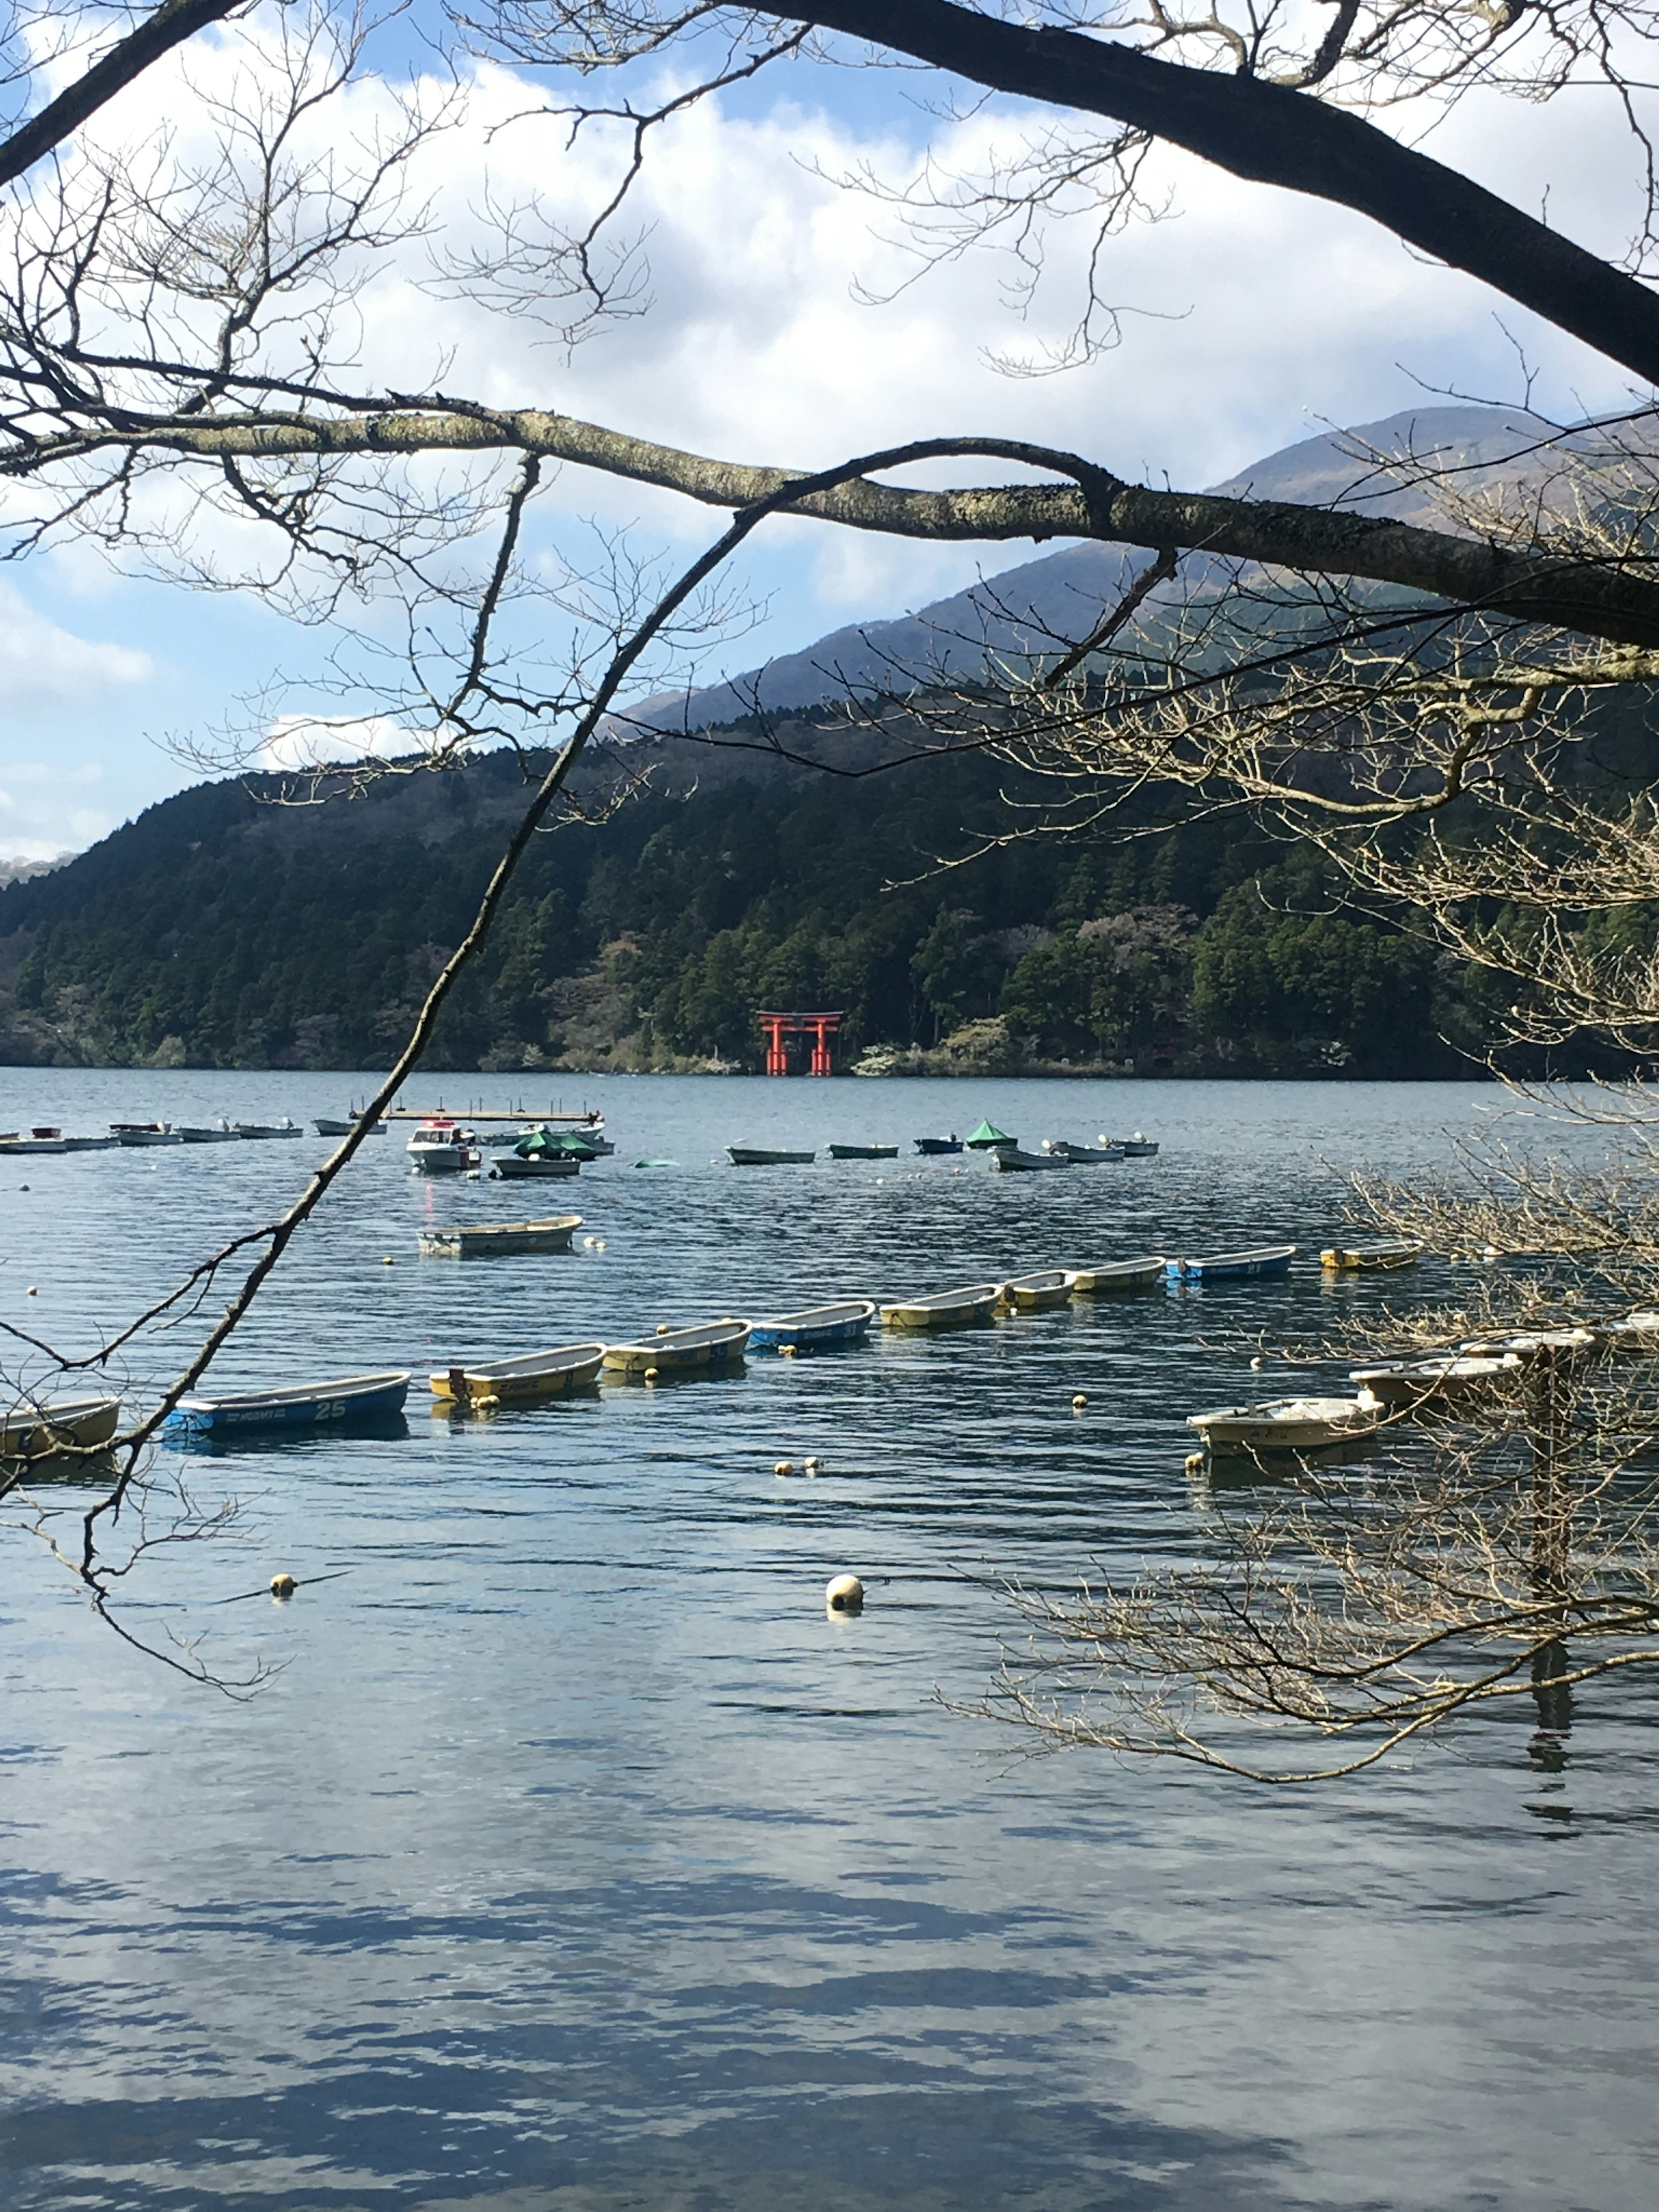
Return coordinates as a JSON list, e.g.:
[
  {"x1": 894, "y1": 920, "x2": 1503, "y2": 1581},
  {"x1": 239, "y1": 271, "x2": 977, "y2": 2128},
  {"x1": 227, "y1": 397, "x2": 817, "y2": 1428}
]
[
  {"x1": 731, "y1": 1121, "x2": 1160, "y2": 1167},
  {"x1": 0, "y1": 1118, "x2": 315, "y2": 1152}
]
